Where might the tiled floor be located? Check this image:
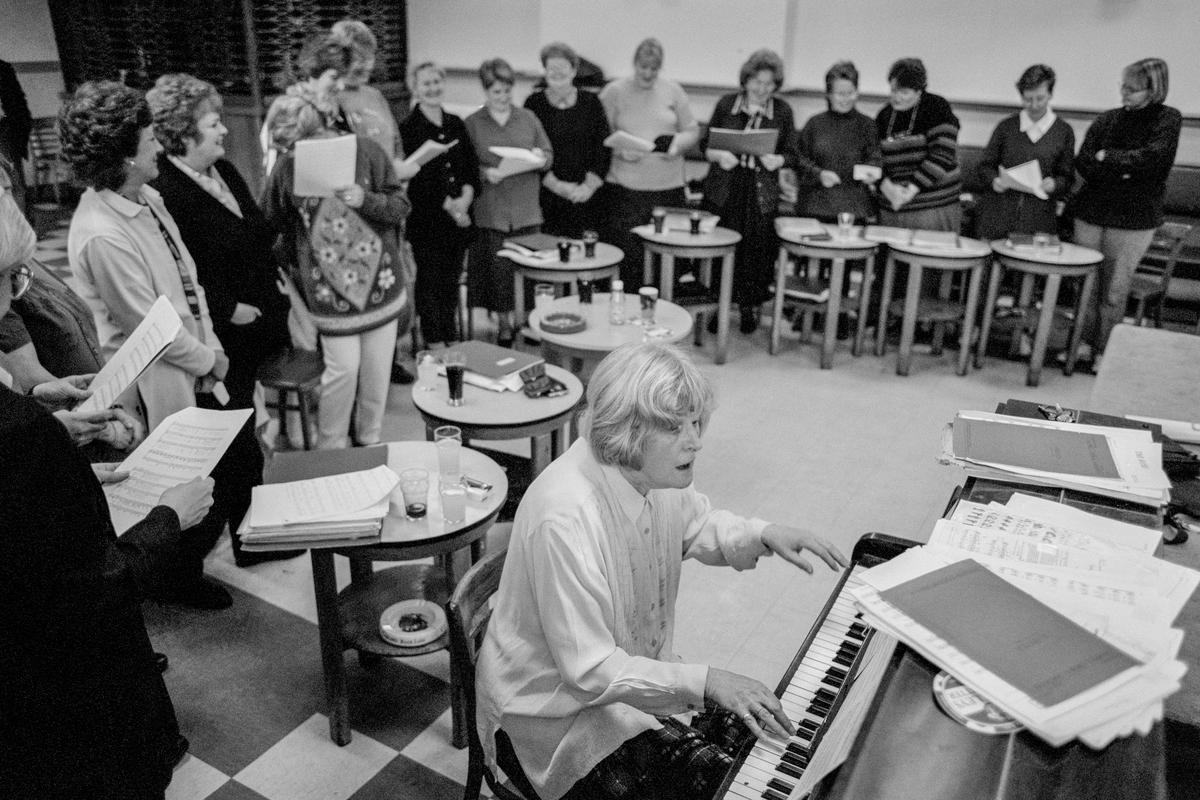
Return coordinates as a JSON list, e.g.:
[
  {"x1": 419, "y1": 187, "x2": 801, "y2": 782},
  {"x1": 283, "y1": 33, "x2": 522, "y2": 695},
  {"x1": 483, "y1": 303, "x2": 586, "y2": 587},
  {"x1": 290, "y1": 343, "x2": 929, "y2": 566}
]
[{"x1": 30, "y1": 219, "x2": 1197, "y2": 798}]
